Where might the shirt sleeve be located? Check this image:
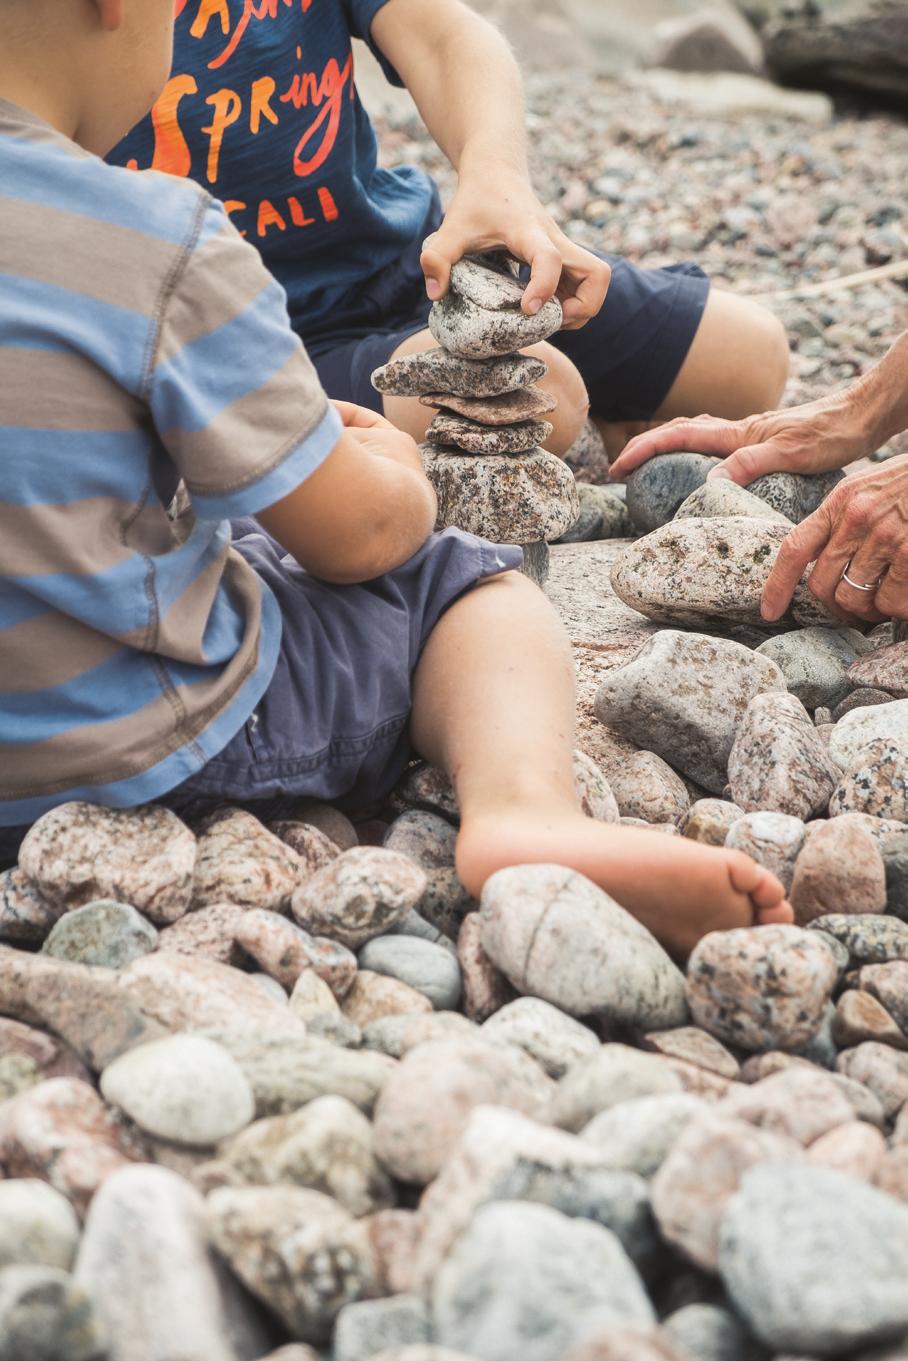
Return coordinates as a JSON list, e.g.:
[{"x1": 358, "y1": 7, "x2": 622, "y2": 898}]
[
  {"x1": 343, "y1": 0, "x2": 406, "y2": 87},
  {"x1": 148, "y1": 197, "x2": 343, "y2": 521}
]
